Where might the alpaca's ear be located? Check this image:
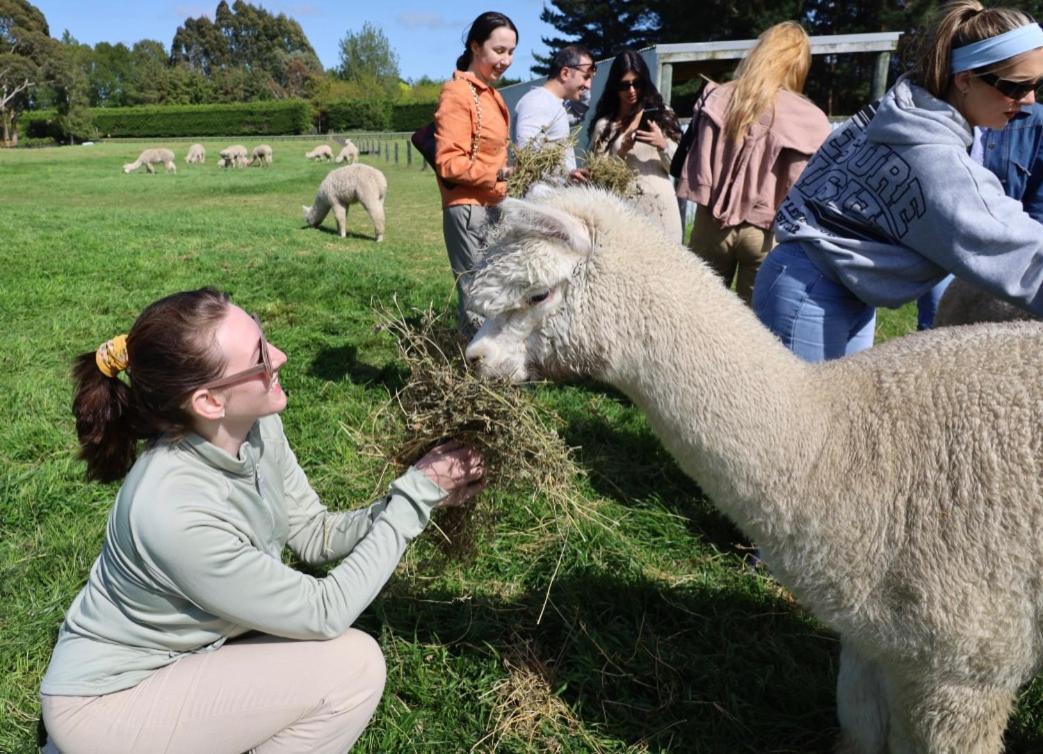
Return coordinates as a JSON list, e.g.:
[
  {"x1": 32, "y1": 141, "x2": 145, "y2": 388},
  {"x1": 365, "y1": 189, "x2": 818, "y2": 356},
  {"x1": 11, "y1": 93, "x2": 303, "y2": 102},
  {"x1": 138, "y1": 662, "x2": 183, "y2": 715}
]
[{"x1": 499, "y1": 197, "x2": 593, "y2": 256}]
